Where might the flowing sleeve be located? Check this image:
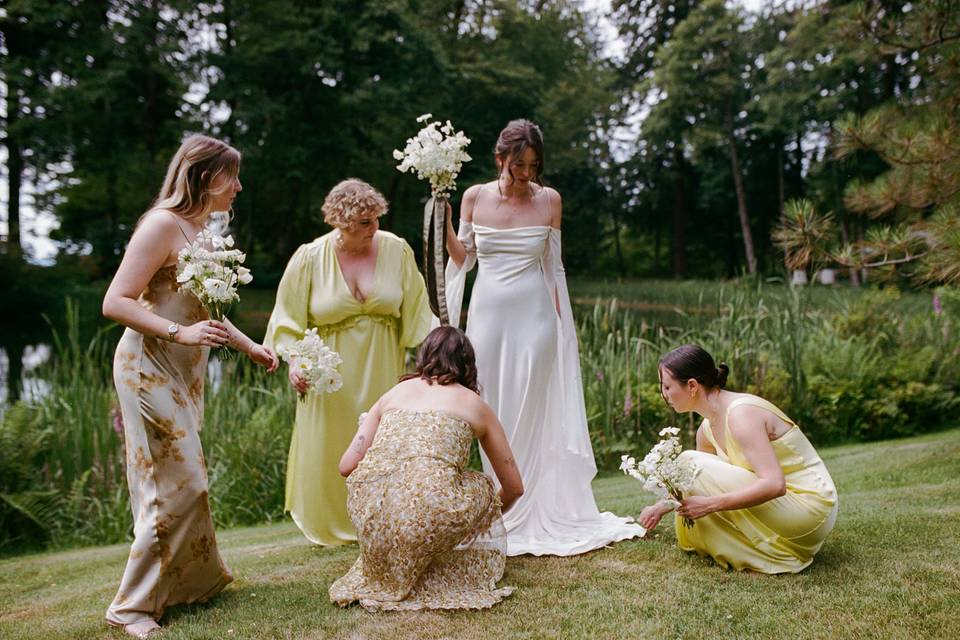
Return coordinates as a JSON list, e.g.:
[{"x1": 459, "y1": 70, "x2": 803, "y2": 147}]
[
  {"x1": 399, "y1": 240, "x2": 433, "y2": 348},
  {"x1": 443, "y1": 221, "x2": 476, "y2": 329},
  {"x1": 264, "y1": 244, "x2": 314, "y2": 355},
  {"x1": 542, "y1": 228, "x2": 597, "y2": 466}
]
